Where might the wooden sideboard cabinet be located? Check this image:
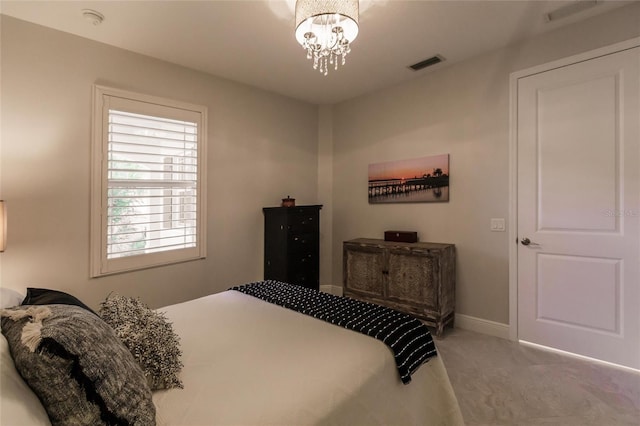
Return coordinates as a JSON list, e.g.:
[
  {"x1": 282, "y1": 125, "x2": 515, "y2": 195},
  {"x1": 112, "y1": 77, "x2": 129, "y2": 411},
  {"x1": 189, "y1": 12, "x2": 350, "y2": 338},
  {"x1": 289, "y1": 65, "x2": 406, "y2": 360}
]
[
  {"x1": 263, "y1": 205, "x2": 322, "y2": 291},
  {"x1": 343, "y1": 238, "x2": 455, "y2": 336}
]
